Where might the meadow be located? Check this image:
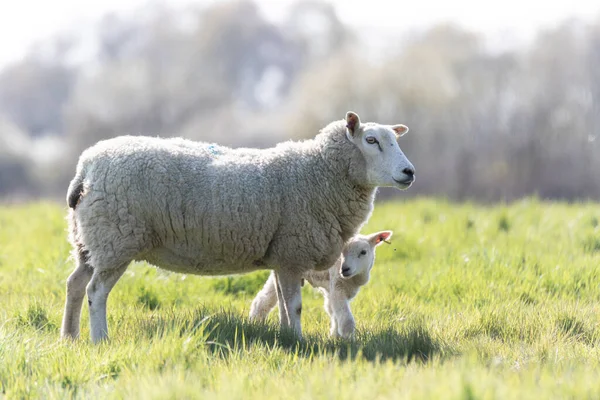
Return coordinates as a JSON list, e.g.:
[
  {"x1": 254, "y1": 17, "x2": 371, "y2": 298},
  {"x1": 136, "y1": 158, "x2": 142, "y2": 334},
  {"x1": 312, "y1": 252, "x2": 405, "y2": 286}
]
[{"x1": 0, "y1": 198, "x2": 599, "y2": 399}]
